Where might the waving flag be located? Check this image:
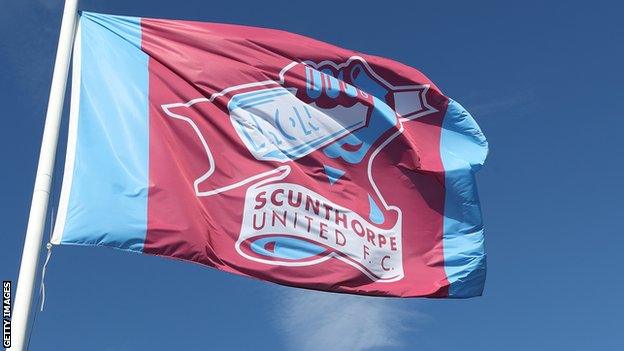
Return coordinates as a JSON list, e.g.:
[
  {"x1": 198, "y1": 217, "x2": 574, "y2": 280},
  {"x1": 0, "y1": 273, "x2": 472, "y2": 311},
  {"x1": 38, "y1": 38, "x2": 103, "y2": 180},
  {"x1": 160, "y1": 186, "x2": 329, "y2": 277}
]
[{"x1": 52, "y1": 12, "x2": 488, "y2": 297}]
